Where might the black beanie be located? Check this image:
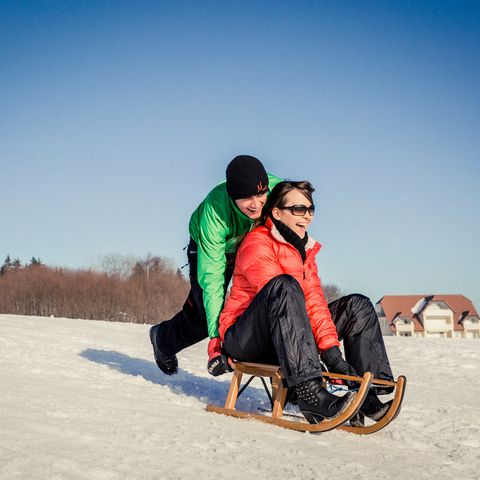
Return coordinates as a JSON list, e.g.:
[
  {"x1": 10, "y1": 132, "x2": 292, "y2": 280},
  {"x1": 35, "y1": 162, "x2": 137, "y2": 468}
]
[{"x1": 226, "y1": 155, "x2": 269, "y2": 200}]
